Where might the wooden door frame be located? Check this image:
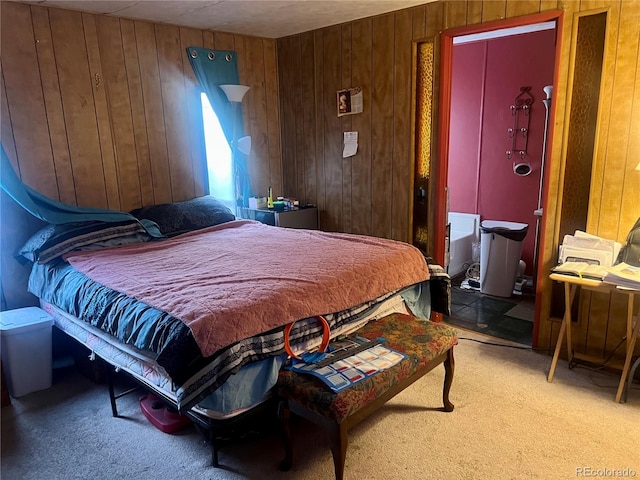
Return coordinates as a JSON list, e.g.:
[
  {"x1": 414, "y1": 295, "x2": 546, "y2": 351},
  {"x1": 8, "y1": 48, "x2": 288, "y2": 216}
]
[{"x1": 435, "y1": 10, "x2": 564, "y2": 347}]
